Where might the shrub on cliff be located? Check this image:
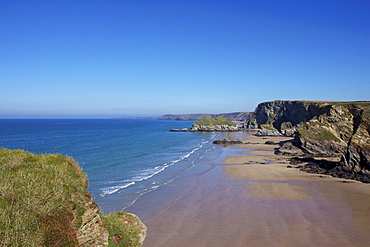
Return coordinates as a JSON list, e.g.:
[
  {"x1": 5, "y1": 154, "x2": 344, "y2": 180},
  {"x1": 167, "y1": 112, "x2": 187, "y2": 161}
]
[{"x1": 100, "y1": 212, "x2": 146, "y2": 247}]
